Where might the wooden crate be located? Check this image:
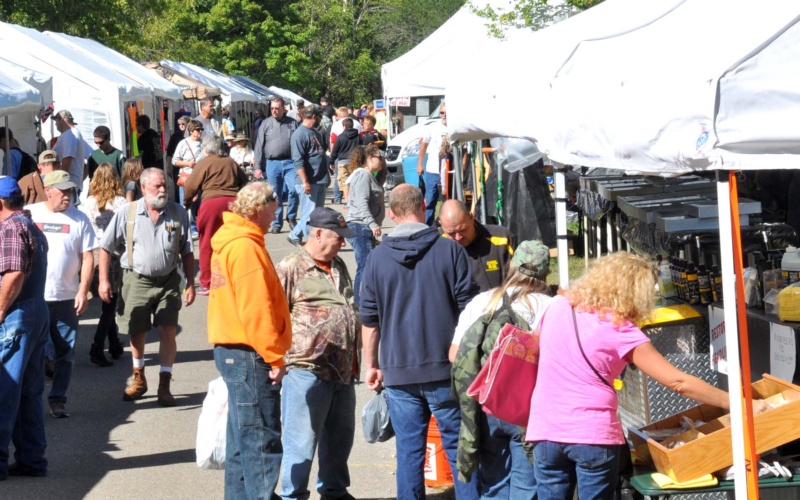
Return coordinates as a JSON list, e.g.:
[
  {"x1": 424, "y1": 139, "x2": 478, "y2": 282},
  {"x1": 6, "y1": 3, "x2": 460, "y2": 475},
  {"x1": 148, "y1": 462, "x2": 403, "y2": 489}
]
[{"x1": 627, "y1": 374, "x2": 800, "y2": 483}]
